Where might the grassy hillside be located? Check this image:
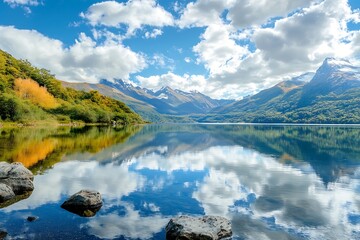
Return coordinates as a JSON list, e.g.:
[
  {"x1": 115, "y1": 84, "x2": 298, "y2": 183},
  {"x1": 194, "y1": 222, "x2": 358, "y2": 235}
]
[
  {"x1": 0, "y1": 50, "x2": 144, "y2": 125},
  {"x1": 198, "y1": 87, "x2": 360, "y2": 124}
]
